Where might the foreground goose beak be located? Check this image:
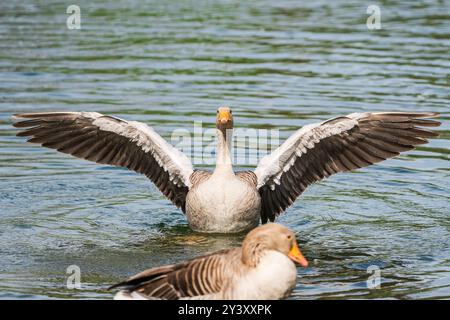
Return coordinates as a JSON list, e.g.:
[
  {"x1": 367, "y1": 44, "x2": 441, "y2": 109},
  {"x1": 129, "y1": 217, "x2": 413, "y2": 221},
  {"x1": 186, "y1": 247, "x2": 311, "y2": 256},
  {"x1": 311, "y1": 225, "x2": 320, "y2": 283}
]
[
  {"x1": 218, "y1": 109, "x2": 232, "y2": 123},
  {"x1": 288, "y1": 242, "x2": 308, "y2": 267}
]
